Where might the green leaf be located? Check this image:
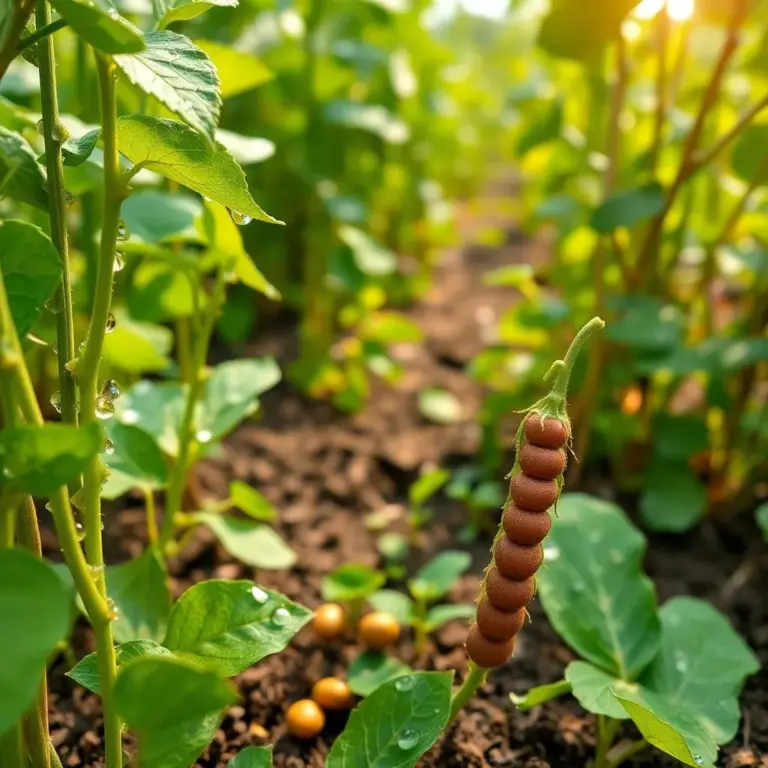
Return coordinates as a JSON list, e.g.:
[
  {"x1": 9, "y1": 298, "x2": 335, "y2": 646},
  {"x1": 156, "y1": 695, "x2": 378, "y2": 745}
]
[
  {"x1": 537, "y1": 493, "x2": 660, "y2": 680},
  {"x1": 325, "y1": 100, "x2": 409, "y2": 144},
  {"x1": 193, "y1": 511, "x2": 295, "y2": 570},
  {"x1": 230, "y1": 746, "x2": 273, "y2": 768},
  {"x1": 0, "y1": 220, "x2": 61, "y2": 336},
  {"x1": 195, "y1": 357, "x2": 281, "y2": 443},
  {"x1": 418, "y1": 388, "x2": 462, "y2": 425},
  {"x1": 322, "y1": 564, "x2": 386, "y2": 603},
  {"x1": 230, "y1": 481, "x2": 277, "y2": 522},
  {"x1": 106, "y1": 548, "x2": 171, "y2": 644},
  {"x1": 424, "y1": 603, "x2": 476, "y2": 632},
  {"x1": 652, "y1": 415, "x2": 708, "y2": 461},
  {"x1": 195, "y1": 40, "x2": 273, "y2": 99},
  {"x1": 565, "y1": 661, "x2": 628, "y2": 719},
  {"x1": 409, "y1": 550, "x2": 471, "y2": 602},
  {"x1": 338, "y1": 226, "x2": 397, "y2": 275},
  {"x1": 0, "y1": 422, "x2": 103, "y2": 496},
  {"x1": 116, "y1": 116, "x2": 280, "y2": 224},
  {"x1": 606, "y1": 295, "x2": 683, "y2": 352},
  {"x1": 115, "y1": 655, "x2": 237, "y2": 768},
  {"x1": 731, "y1": 124, "x2": 768, "y2": 185},
  {"x1": 163, "y1": 579, "x2": 312, "y2": 676},
  {"x1": 116, "y1": 380, "x2": 185, "y2": 457},
  {"x1": 757, "y1": 503, "x2": 768, "y2": 542},
  {"x1": 0, "y1": 551, "x2": 70, "y2": 734},
  {"x1": 516, "y1": 98, "x2": 563, "y2": 157},
  {"x1": 68, "y1": 639, "x2": 174, "y2": 694},
  {"x1": 615, "y1": 688, "x2": 717, "y2": 767},
  {"x1": 216, "y1": 130, "x2": 275, "y2": 166},
  {"x1": 120, "y1": 191, "x2": 202, "y2": 244},
  {"x1": 590, "y1": 183, "x2": 665, "y2": 234},
  {"x1": 347, "y1": 652, "x2": 412, "y2": 697},
  {"x1": 327, "y1": 671, "x2": 453, "y2": 767},
  {"x1": 362, "y1": 312, "x2": 423, "y2": 343},
  {"x1": 102, "y1": 422, "x2": 169, "y2": 499},
  {"x1": 510, "y1": 679, "x2": 571, "y2": 711},
  {"x1": 61, "y1": 128, "x2": 100, "y2": 168},
  {"x1": 639, "y1": 460, "x2": 707, "y2": 533},
  {"x1": 50, "y1": 0, "x2": 145, "y2": 54},
  {"x1": 0, "y1": 128, "x2": 48, "y2": 210},
  {"x1": 153, "y1": 0, "x2": 236, "y2": 28},
  {"x1": 115, "y1": 32, "x2": 220, "y2": 143},
  {"x1": 368, "y1": 589, "x2": 414, "y2": 625},
  {"x1": 640, "y1": 597, "x2": 759, "y2": 744},
  {"x1": 102, "y1": 310, "x2": 173, "y2": 374},
  {"x1": 409, "y1": 469, "x2": 450, "y2": 507}
]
